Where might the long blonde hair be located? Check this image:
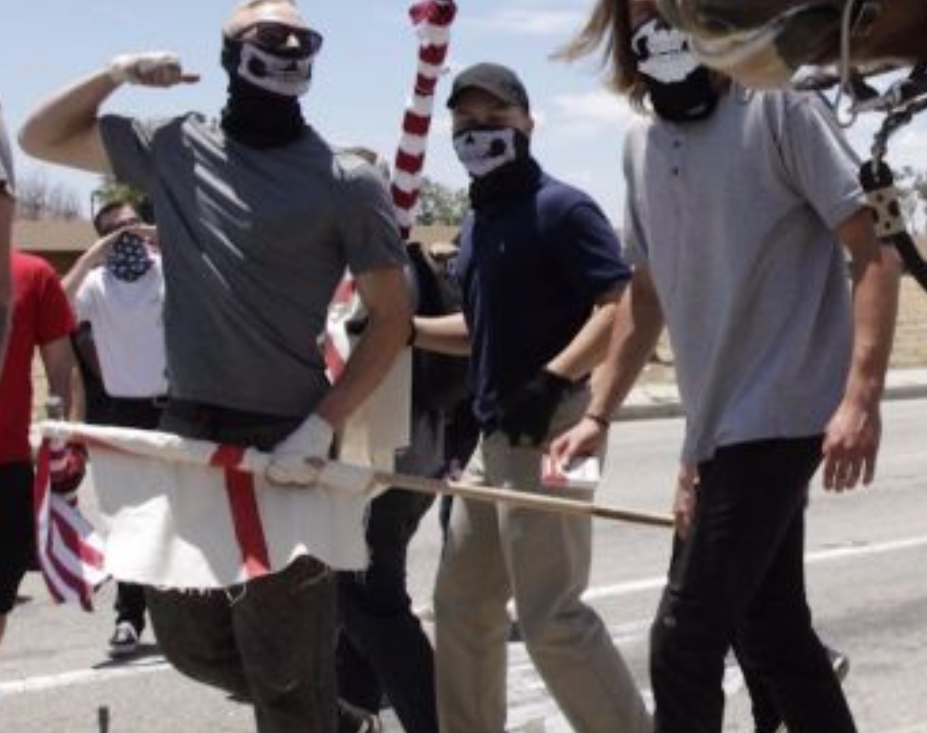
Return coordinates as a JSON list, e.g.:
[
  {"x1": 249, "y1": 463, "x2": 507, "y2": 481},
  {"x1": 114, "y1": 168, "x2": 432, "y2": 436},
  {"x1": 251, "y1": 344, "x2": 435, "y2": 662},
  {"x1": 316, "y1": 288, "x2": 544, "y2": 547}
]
[{"x1": 555, "y1": 0, "x2": 649, "y2": 111}]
